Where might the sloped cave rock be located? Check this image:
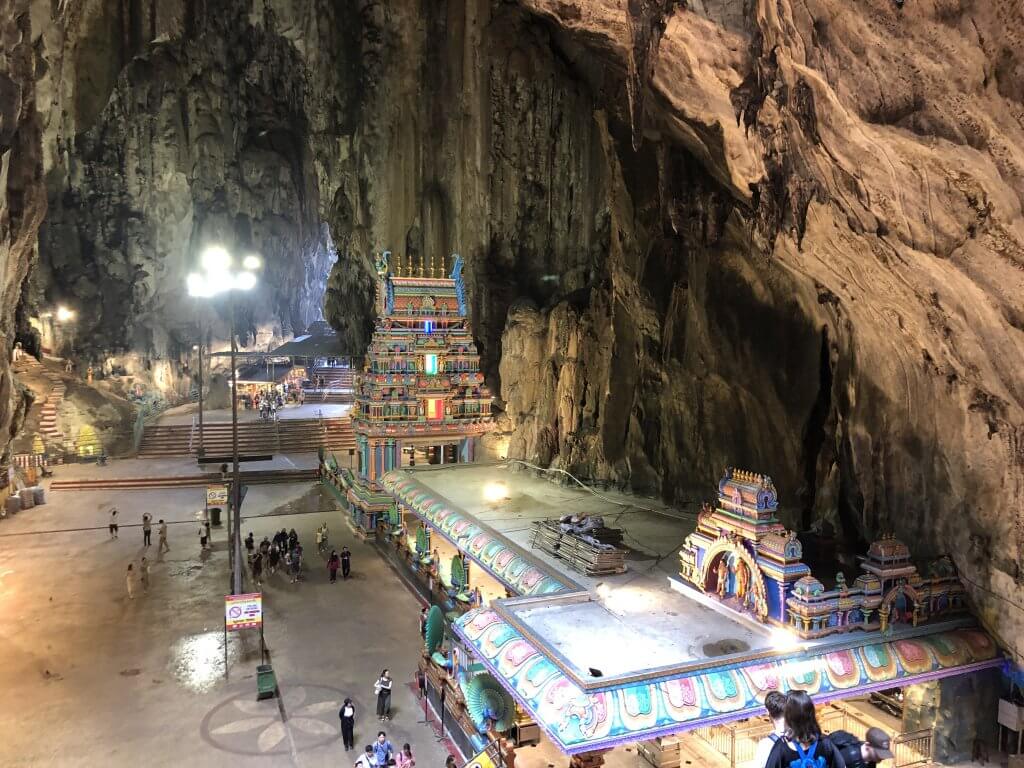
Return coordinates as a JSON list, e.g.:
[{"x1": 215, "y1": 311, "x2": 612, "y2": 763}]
[{"x1": 2, "y1": 0, "x2": 1022, "y2": 662}]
